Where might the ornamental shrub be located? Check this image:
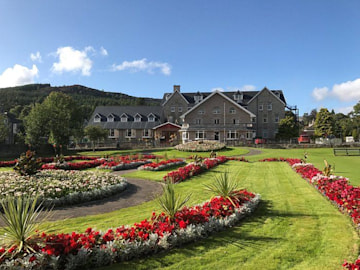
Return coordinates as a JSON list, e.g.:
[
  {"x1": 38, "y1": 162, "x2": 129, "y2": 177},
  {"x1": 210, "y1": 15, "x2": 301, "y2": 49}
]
[{"x1": 13, "y1": 150, "x2": 42, "y2": 176}]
